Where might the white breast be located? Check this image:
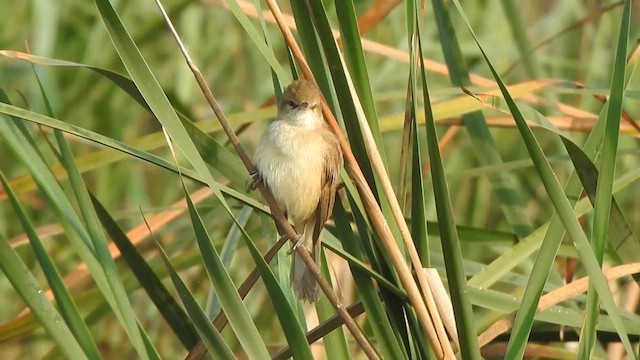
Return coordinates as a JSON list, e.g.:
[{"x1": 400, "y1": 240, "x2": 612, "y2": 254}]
[{"x1": 253, "y1": 120, "x2": 327, "y2": 223}]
